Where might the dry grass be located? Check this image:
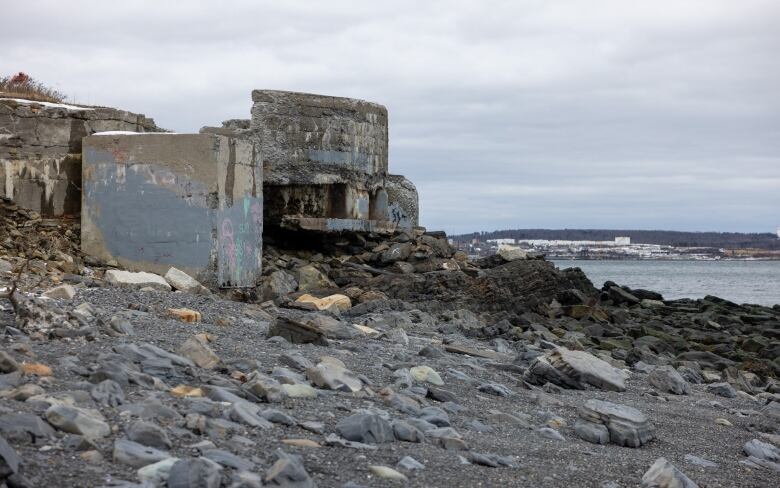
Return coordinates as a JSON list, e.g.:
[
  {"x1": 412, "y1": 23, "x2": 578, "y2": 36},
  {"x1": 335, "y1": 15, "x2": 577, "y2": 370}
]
[{"x1": 0, "y1": 72, "x2": 65, "y2": 103}]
